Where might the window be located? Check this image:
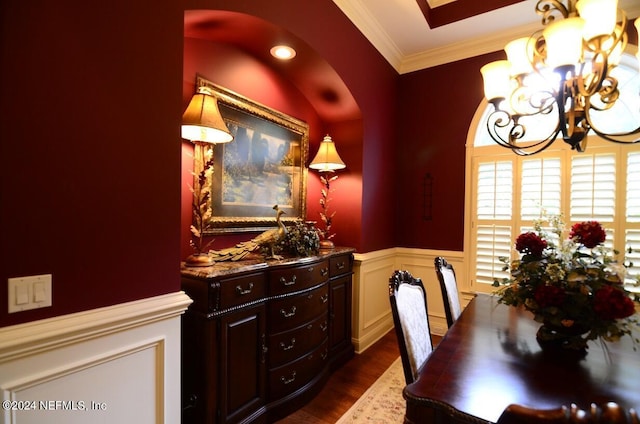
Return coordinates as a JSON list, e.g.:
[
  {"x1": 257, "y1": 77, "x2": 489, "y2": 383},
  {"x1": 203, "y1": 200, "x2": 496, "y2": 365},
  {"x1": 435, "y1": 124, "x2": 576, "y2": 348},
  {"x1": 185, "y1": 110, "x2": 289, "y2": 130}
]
[{"x1": 466, "y1": 53, "x2": 640, "y2": 293}]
